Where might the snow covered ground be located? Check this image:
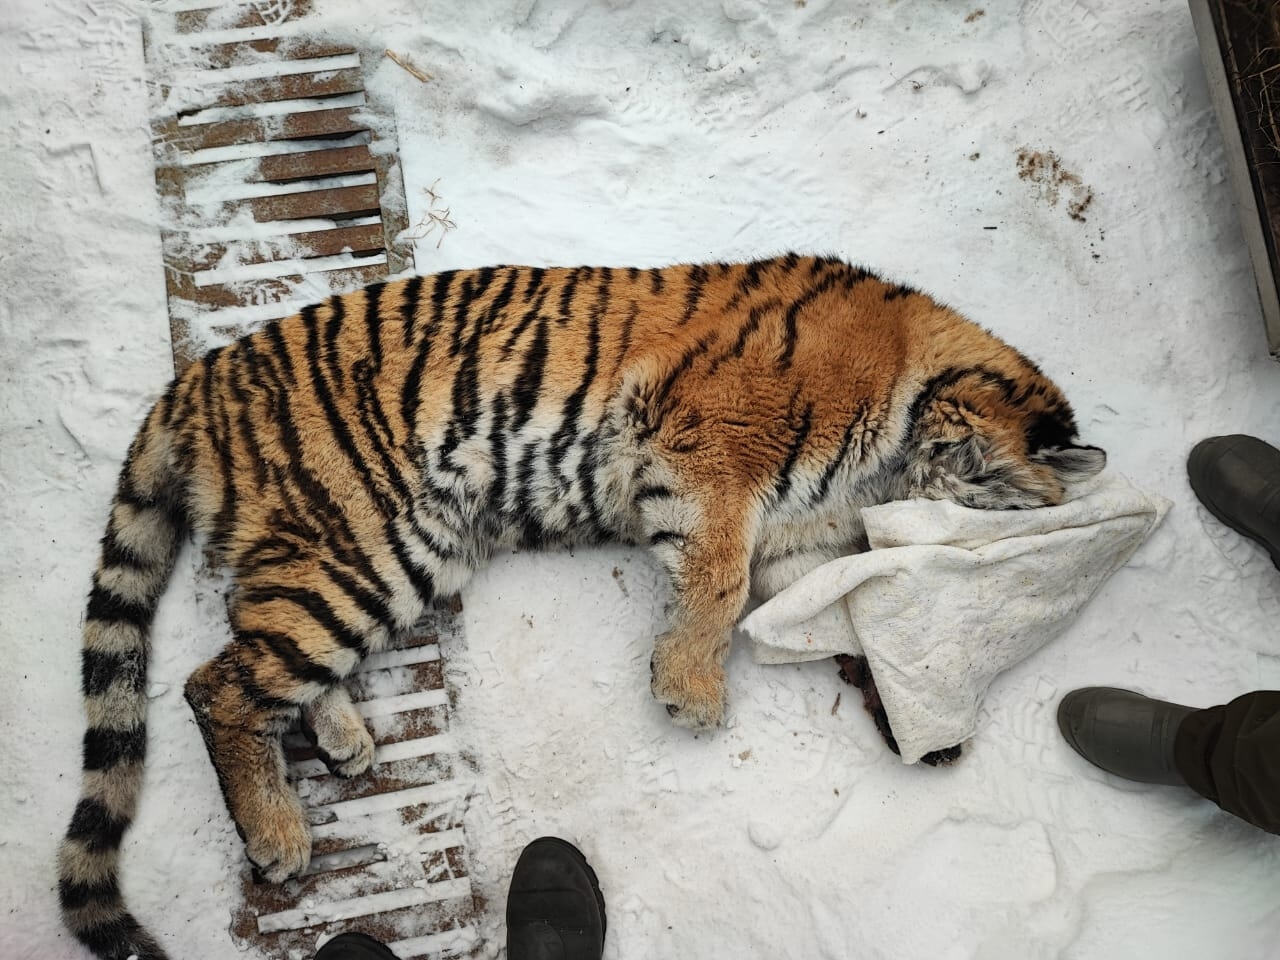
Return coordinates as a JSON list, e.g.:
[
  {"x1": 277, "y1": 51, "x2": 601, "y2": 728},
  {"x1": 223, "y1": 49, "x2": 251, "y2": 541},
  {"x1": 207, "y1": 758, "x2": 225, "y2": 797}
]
[{"x1": 4, "y1": 0, "x2": 1280, "y2": 958}]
